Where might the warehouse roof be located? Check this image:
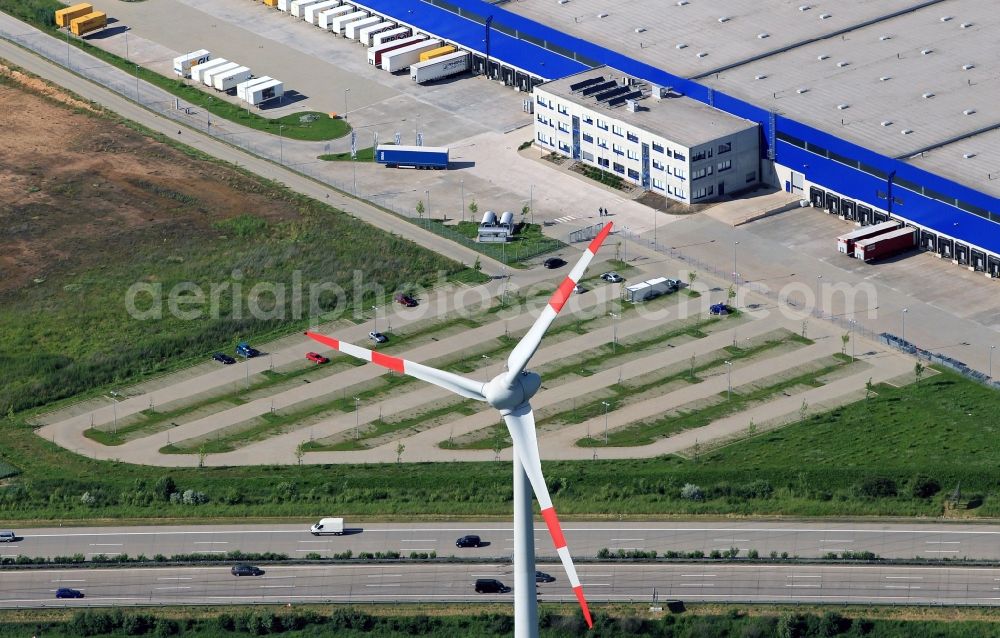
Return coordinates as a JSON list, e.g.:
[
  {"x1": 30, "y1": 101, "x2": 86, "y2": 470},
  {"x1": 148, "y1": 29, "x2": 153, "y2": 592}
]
[{"x1": 540, "y1": 67, "x2": 757, "y2": 148}]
